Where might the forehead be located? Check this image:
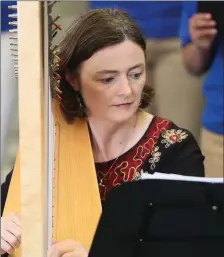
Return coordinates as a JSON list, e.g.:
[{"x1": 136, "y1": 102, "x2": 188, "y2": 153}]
[{"x1": 81, "y1": 40, "x2": 145, "y2": 74}]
